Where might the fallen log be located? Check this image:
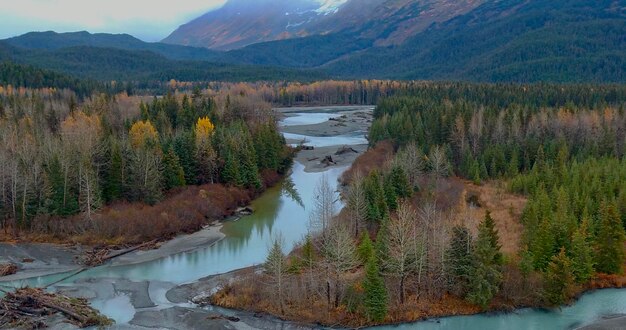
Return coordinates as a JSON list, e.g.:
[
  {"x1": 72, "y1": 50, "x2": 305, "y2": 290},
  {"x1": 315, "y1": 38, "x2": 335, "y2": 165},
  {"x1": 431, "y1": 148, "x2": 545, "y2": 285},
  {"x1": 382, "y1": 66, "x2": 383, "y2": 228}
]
[
  {"x1": 0, "y1": 263, "x2": 18, "y2": 277},
  {"x1": 81, "y1": 240, "x2": 158, "y2": 267},
  {"x1": 335, "y1": 145, "x2": 359, "y2": 155},
  {"x1": 0, "y1": 287, "x2": 113, "y2": 328}
]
